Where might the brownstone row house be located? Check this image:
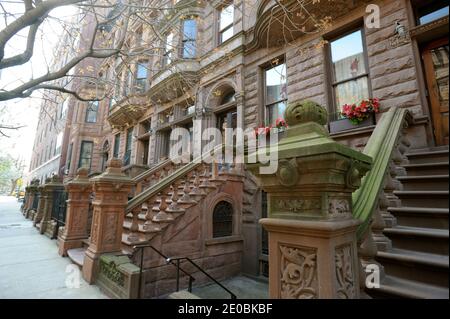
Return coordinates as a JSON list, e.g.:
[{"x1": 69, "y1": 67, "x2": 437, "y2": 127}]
[{"x1": 27, "y1": 0, "x2": 448, "y2": 299}]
